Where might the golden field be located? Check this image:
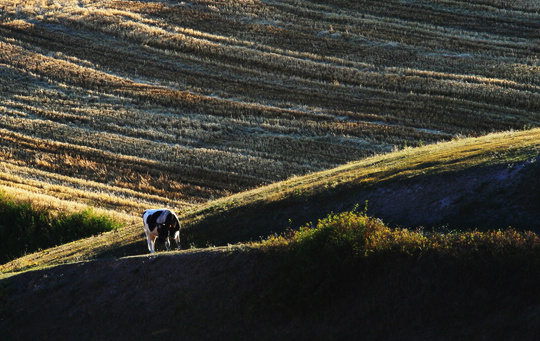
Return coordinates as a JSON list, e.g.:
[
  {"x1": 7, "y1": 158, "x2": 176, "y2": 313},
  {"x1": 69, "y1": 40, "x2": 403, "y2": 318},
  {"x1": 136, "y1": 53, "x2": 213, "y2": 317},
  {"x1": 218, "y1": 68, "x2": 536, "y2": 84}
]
[{"x1": 0, "y1": 0, "x2": 538, "y2": 217}]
